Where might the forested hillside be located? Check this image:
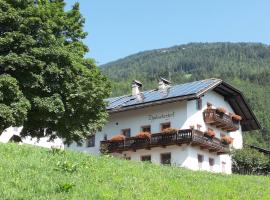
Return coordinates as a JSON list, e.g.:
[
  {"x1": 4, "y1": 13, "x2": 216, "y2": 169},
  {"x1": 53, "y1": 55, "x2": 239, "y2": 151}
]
[{"x1": 101, "y1": 43, "x2": 270, "y2": 148}]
